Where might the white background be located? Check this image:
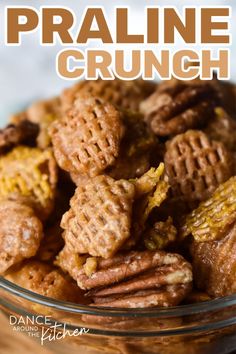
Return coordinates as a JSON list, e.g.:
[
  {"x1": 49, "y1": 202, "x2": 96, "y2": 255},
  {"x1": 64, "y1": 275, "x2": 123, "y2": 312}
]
[{"x1": 0, "y1": 0, "x2": 235, "y2": 125}]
